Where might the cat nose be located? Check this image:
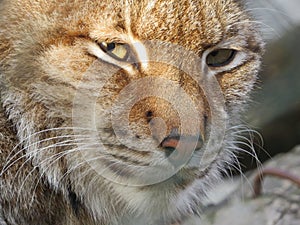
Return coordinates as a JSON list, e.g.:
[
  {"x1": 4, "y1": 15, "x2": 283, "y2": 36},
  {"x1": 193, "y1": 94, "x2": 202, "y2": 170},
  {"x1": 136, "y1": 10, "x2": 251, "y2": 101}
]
[
  {"x1": 160, "y1": 128, "x2": 203, "y2": 157},
  {"x1": 160, "y1": 128, "x2": 180, "y2": 148}
]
